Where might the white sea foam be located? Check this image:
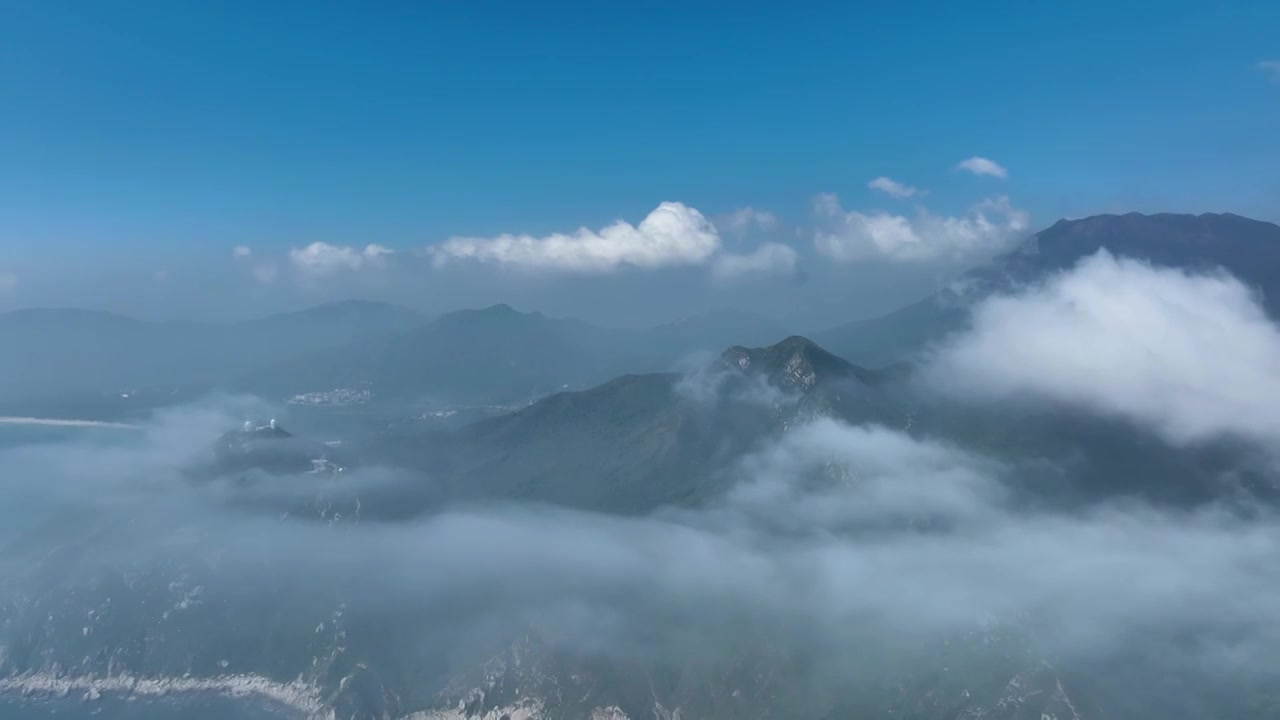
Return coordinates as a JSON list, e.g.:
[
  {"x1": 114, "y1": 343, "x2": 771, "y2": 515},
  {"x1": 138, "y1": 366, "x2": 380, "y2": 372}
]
[{"x1": 0, "y1": 671, "x2": 331, "y2": 719}]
